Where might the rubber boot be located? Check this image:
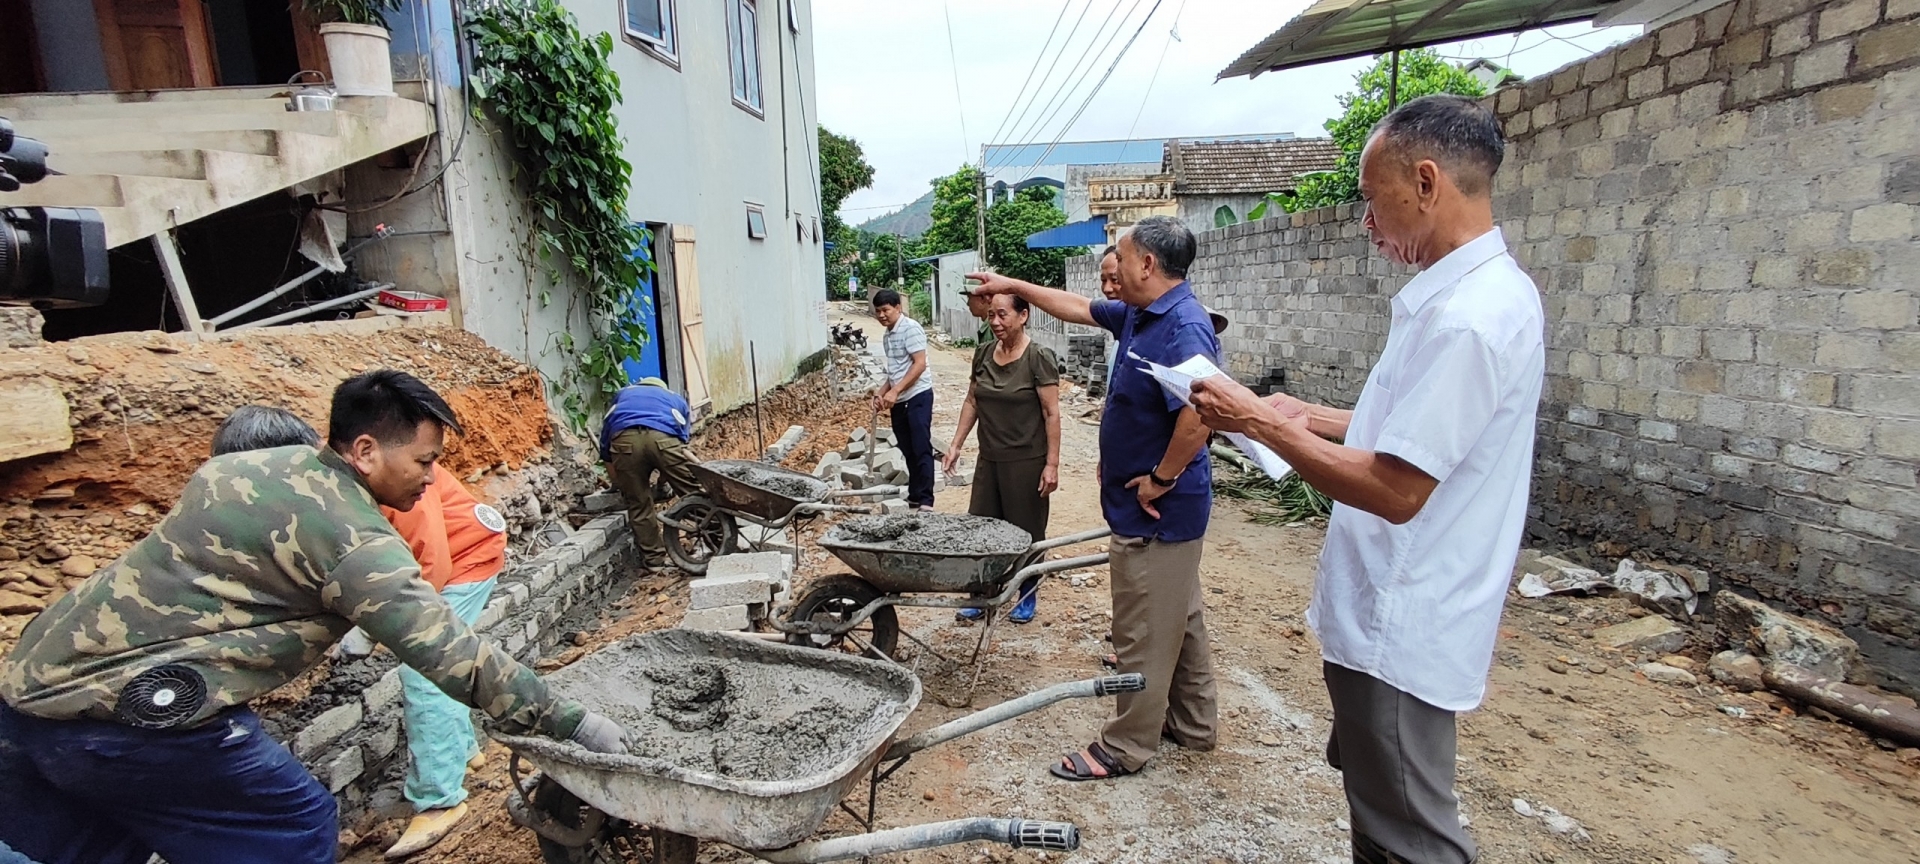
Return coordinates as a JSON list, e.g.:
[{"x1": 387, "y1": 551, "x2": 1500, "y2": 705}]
[{"x1": 385, "y1": 803, "x2": 469, "y2": 859}]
